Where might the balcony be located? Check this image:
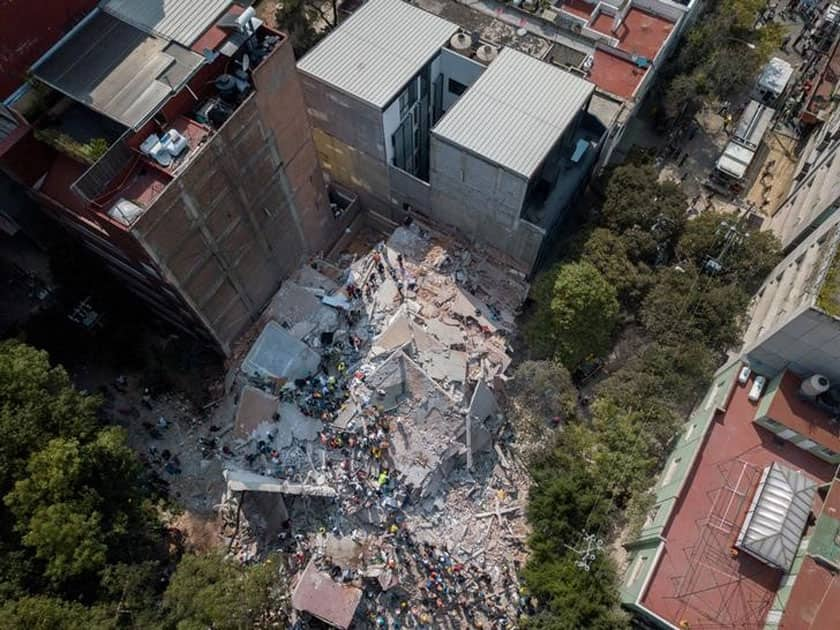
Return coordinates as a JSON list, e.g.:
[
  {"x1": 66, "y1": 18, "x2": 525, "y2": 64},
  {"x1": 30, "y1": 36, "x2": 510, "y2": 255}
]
[{"x1": 66, "y1": 24, "x2": 286, "y2": 228}]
